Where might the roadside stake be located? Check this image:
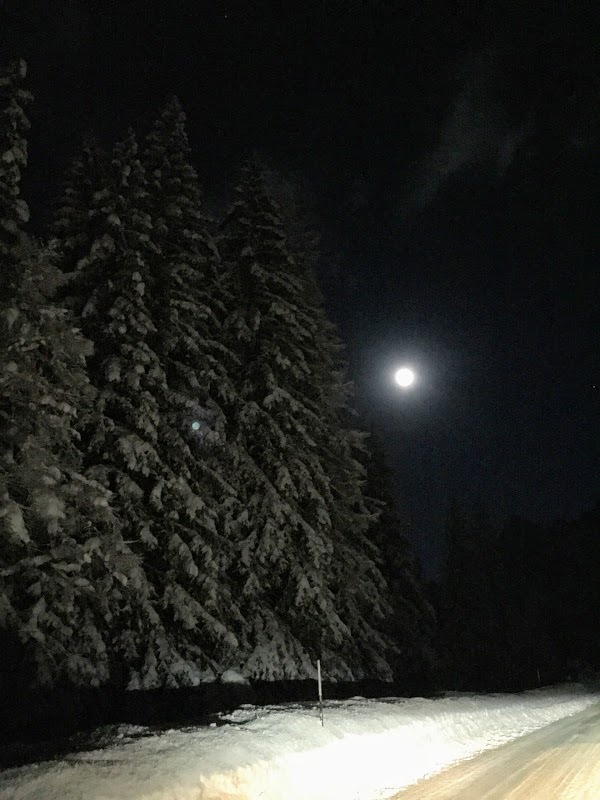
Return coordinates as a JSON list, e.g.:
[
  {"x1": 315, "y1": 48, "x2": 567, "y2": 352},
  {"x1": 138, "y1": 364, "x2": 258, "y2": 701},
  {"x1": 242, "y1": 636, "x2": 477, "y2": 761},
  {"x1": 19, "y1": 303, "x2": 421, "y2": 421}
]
[{"x1": 317, "y1": 659, "x2": 324, "y2": 726}]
